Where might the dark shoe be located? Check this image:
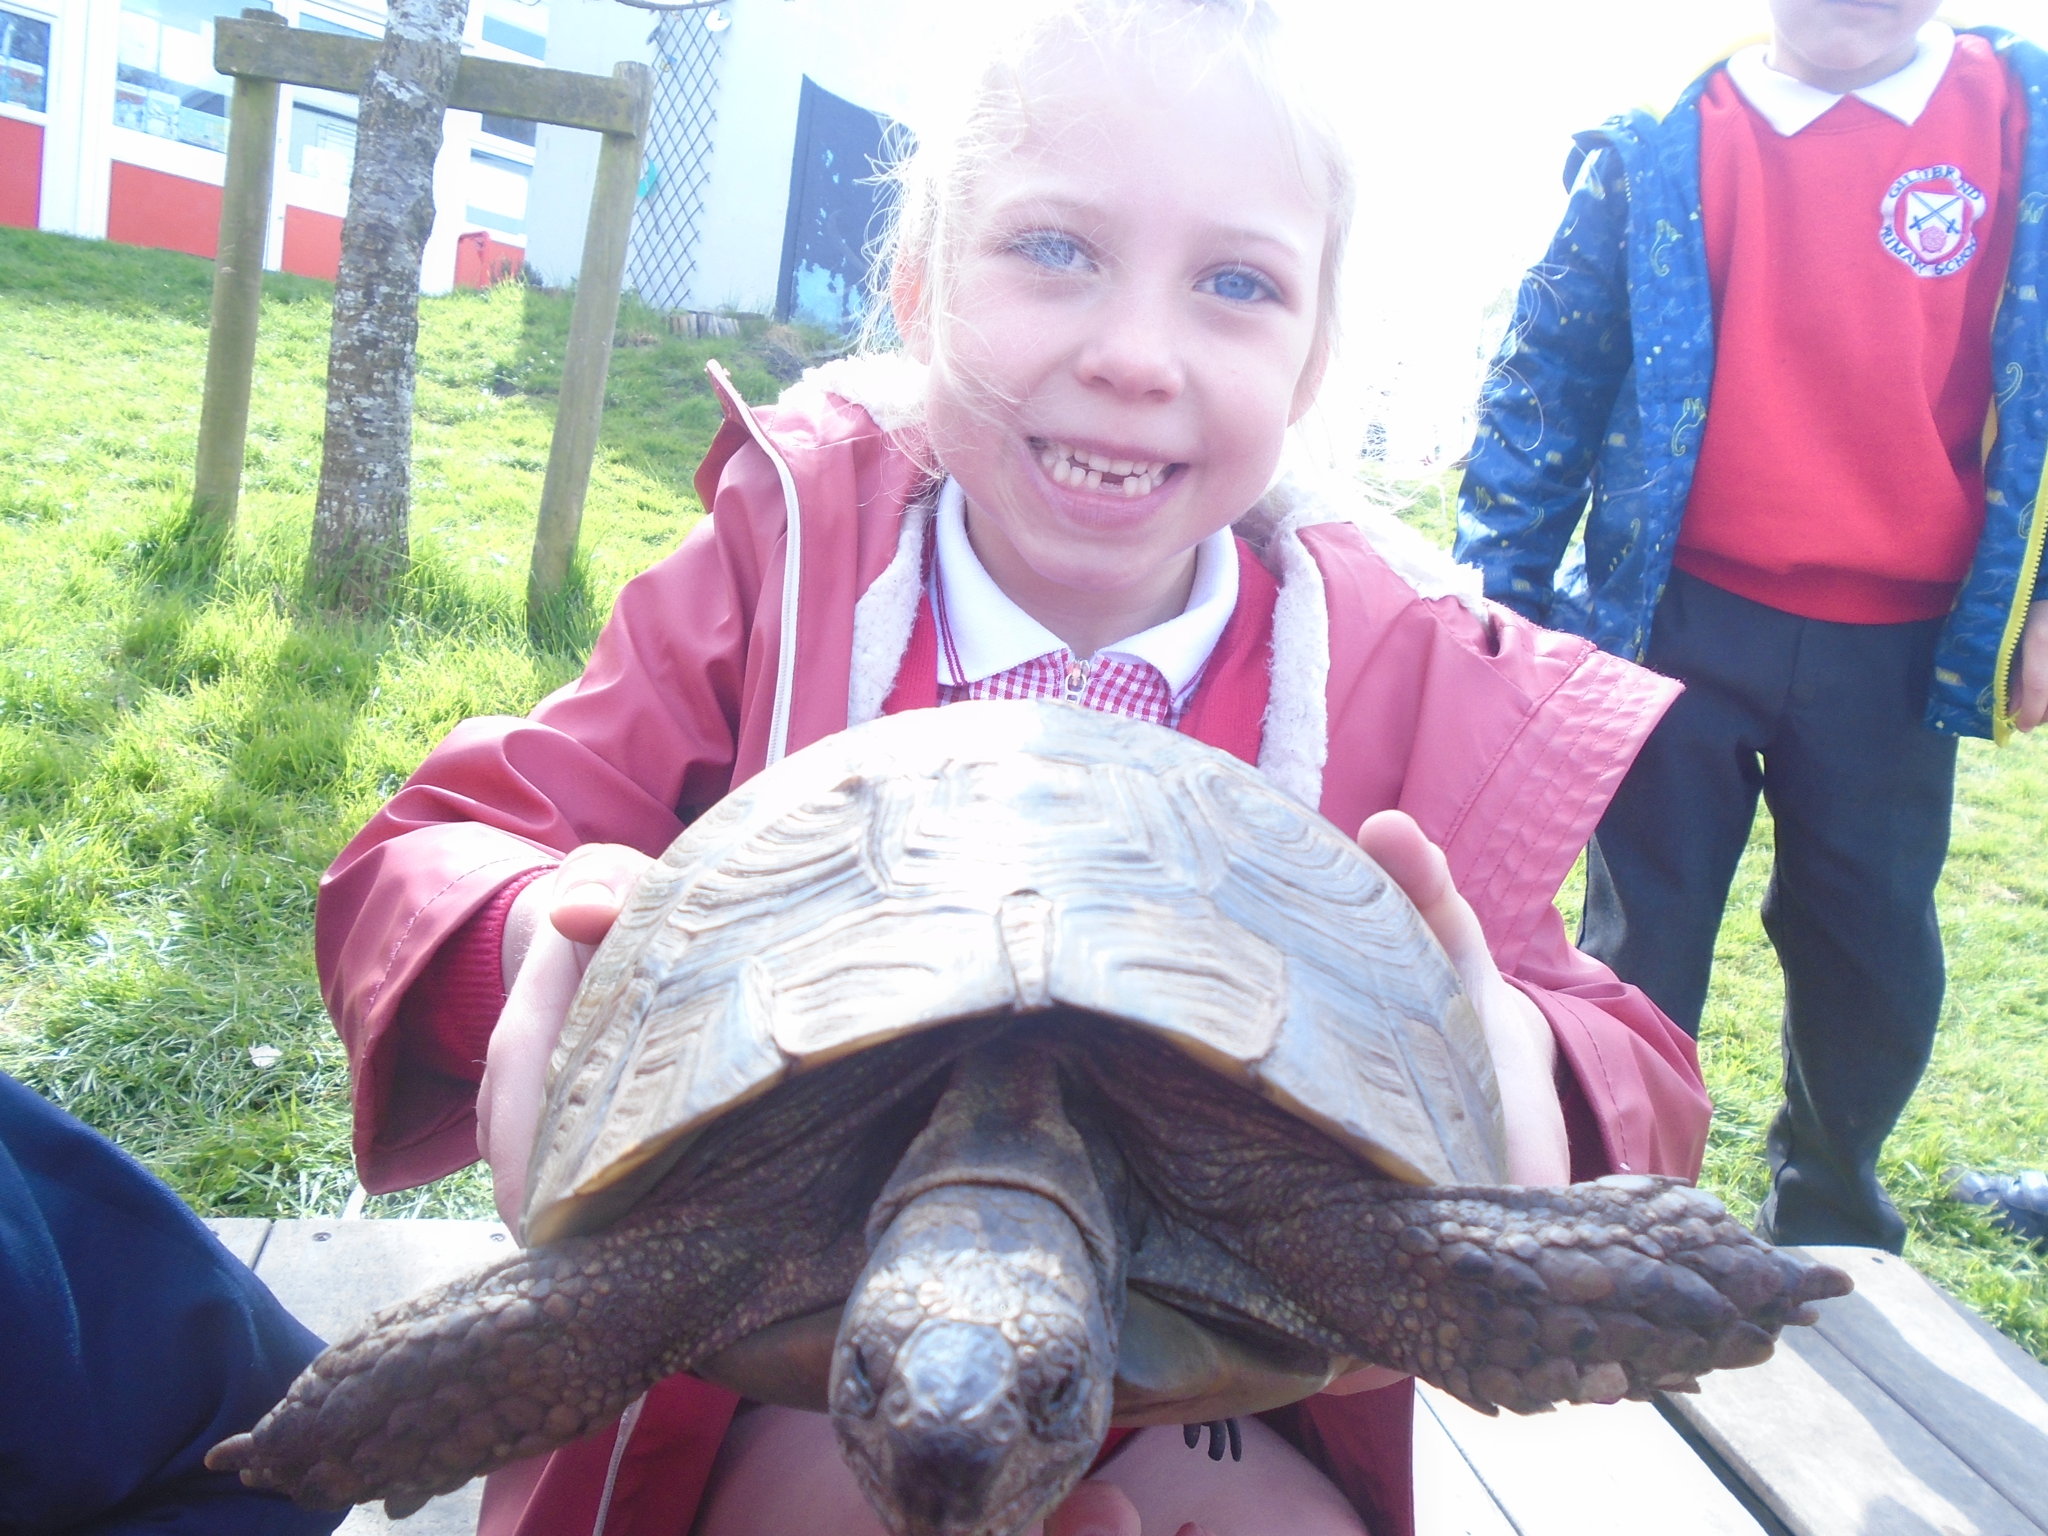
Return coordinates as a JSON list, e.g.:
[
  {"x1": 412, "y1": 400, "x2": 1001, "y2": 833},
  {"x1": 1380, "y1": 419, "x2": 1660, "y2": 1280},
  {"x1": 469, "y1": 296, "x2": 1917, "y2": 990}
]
[
  {"x1": 1950, "y1": 1169, "x2": 2048, "y2": 1248},
  {"x1": 1755, "y1": 1175, "x2": 1906, "y2": 1253}
]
